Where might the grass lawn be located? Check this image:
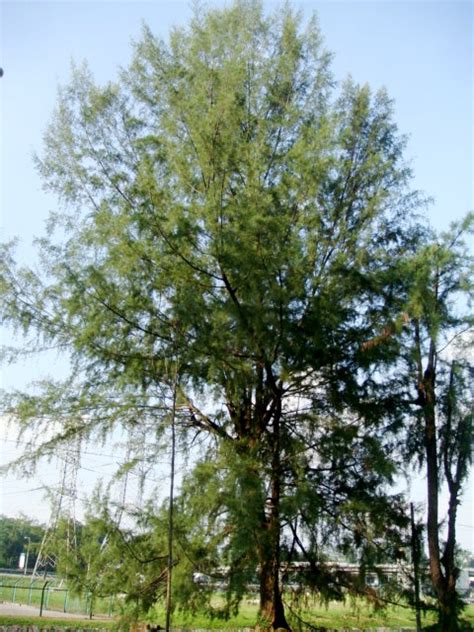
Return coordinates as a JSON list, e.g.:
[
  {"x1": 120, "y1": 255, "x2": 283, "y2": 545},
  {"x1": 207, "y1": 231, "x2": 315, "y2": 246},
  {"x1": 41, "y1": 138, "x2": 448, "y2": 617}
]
[
  {"x1": 0, "y1": 575, "x2": 119, "y2": 616},
  {"x1": 2, "y1": 581, "x2": 473, "y2": 630},
  {"x1": 149, "y1": 598, "x2": 474, "y2": 630},
  {"x1": 0, "y1": 615, "x2": 115, "y2": 629},
  {"x1": 1, "y1": 604, "x2": 474, "y2": 629}
]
